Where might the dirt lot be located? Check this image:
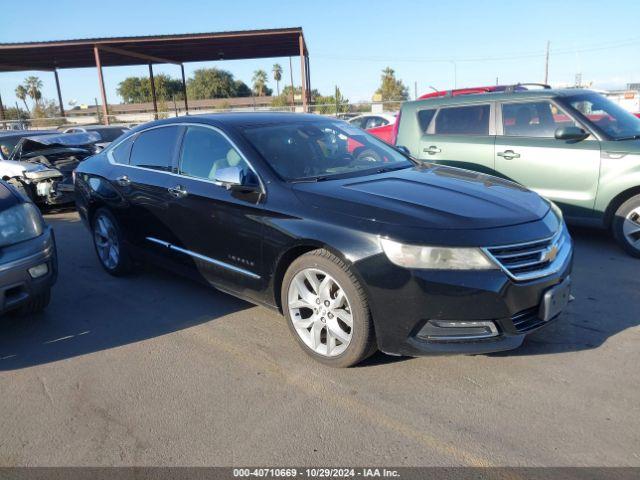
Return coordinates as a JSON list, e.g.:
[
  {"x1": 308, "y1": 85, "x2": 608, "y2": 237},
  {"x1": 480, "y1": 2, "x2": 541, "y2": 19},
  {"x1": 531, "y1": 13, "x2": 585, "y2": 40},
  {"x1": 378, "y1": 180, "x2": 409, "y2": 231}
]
[{"x1": 0, "y1": 211, "x2": 638, "y2": 466}]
